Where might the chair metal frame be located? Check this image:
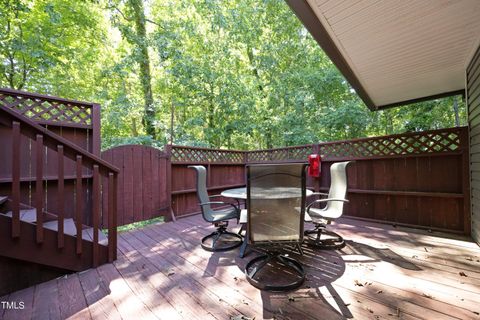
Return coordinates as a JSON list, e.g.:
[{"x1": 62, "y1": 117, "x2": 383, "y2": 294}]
[
  {"x1": 304, "y1": 161, "x2": 351, "y2": 249},
  {"x1": 244, "y1": 163, "x2": 307, "y2": 291},
  {"x1": 189, "y1": 165, "x2": 243, "y2": 252}
]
